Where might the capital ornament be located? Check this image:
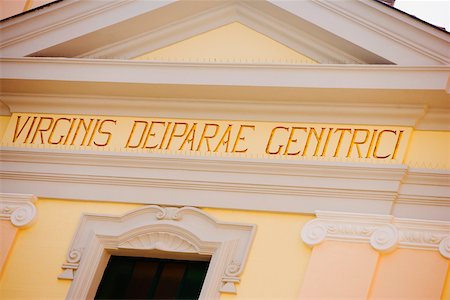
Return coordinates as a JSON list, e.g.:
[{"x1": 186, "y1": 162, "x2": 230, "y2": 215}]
[
  {"x1": 301, "y1": 211, "x2": 449, "y2": 258},
  {"x1": 0, "y1": 193, "x2": 37, "y2": 227},
  {"x1": 369, "y1": 225, "x2": 398, "y2": 252},
  {"x1": 439, "y1": 237, "x2": 450, "y2": 259}
]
